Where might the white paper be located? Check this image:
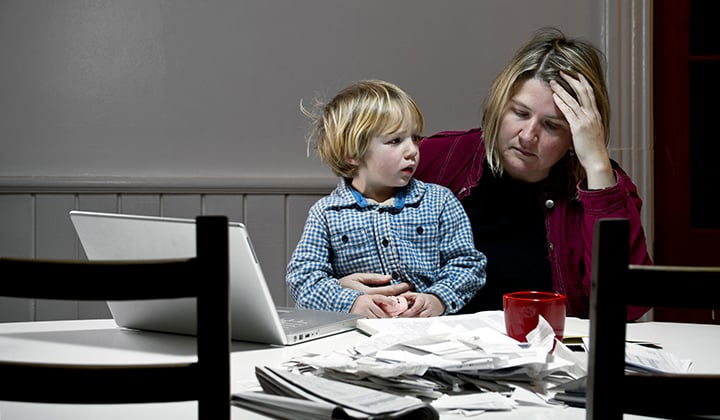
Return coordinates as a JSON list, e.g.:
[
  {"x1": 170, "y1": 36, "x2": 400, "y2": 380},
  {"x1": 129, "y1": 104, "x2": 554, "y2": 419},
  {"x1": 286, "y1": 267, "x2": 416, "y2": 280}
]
[
  {"x1": 624, "y1": 342, "x2": 691, "y2": 373},
  {"x1": 432, "y1": 392, "x2": 516, "y2": 411}
]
